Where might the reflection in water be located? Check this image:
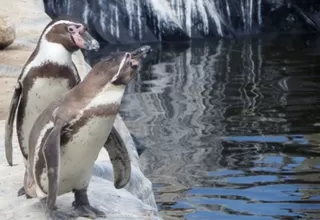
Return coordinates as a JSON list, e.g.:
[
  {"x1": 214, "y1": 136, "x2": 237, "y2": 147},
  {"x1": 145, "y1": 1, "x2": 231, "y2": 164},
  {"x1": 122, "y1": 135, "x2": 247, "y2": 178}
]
[{"x1": 87, "y1": 34, "x2": 320, "y2": 219}]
